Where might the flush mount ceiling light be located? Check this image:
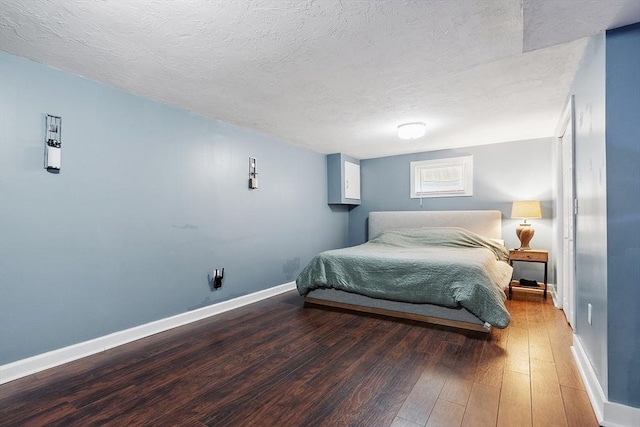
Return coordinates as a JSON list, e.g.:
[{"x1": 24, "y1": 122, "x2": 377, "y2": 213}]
[{"x1": 398, "y1": 122, "x2": 426, "y2": 140}]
